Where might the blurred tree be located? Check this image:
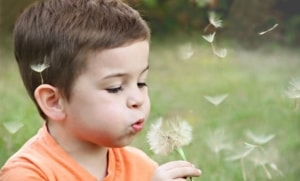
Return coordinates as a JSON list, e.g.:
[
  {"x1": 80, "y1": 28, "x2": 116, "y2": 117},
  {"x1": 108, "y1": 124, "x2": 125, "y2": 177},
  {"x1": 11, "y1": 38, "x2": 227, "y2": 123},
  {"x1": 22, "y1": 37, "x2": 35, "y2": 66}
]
[
  {"x1": 0, "y1": 0, "x2": 299, "y2": 46},
  {"x1": 274, "y1": 0, "x2": 300, "y2": 45},
  {"x1": 226, "y1": 0, "x2": 280, "y2": 47},
  {"x1": 127, "y1": 0, "x2": 210, "y2": 35},
  {"x1": 0, "y1": 0, "x2": 36, "y2": 36}
]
